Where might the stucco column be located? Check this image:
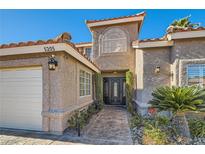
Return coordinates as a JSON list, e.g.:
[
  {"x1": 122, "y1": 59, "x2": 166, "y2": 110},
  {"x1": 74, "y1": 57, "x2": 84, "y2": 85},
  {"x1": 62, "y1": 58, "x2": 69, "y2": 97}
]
[{"x1": 43, "y1": 55, "x2": 65, "y2": 134}]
